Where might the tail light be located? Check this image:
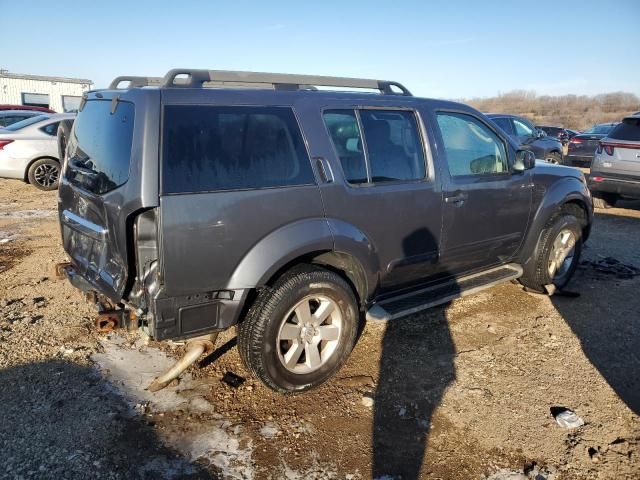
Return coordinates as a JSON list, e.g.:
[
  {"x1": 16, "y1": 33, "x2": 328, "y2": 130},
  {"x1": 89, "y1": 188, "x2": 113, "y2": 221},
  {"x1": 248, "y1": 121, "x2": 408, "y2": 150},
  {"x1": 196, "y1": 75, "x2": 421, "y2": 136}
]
[
  {"x1": 596, "y1": 142, "x2": 603, "y2": 154},
  {"x1": 0, "y1": 140, "x2": 14, "y2": 150},
  {"x1": 603, "y1": 144, "x2": 615, "y2": 156},
  {"x1": 591, "y1": 176, "x2": 604, "y2": 182},
  {"x1": 570, "y1": 138, "x2": 582, "y2": 144}
]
